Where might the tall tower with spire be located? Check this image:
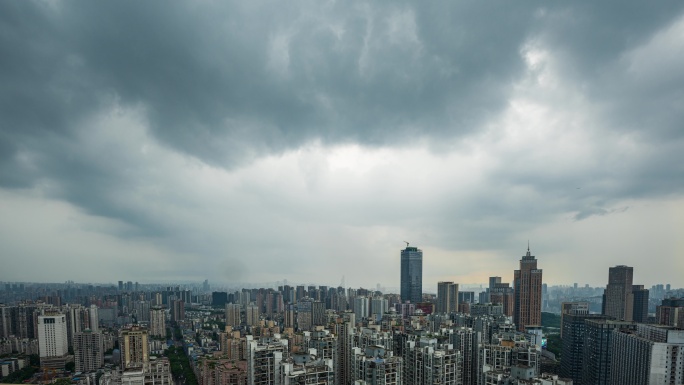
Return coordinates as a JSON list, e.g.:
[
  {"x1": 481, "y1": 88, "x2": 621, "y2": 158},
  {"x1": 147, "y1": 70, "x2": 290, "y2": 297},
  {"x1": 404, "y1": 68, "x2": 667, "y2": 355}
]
[{"x1": 513, "y1": 243, "x2": 543, "y2": 331}]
